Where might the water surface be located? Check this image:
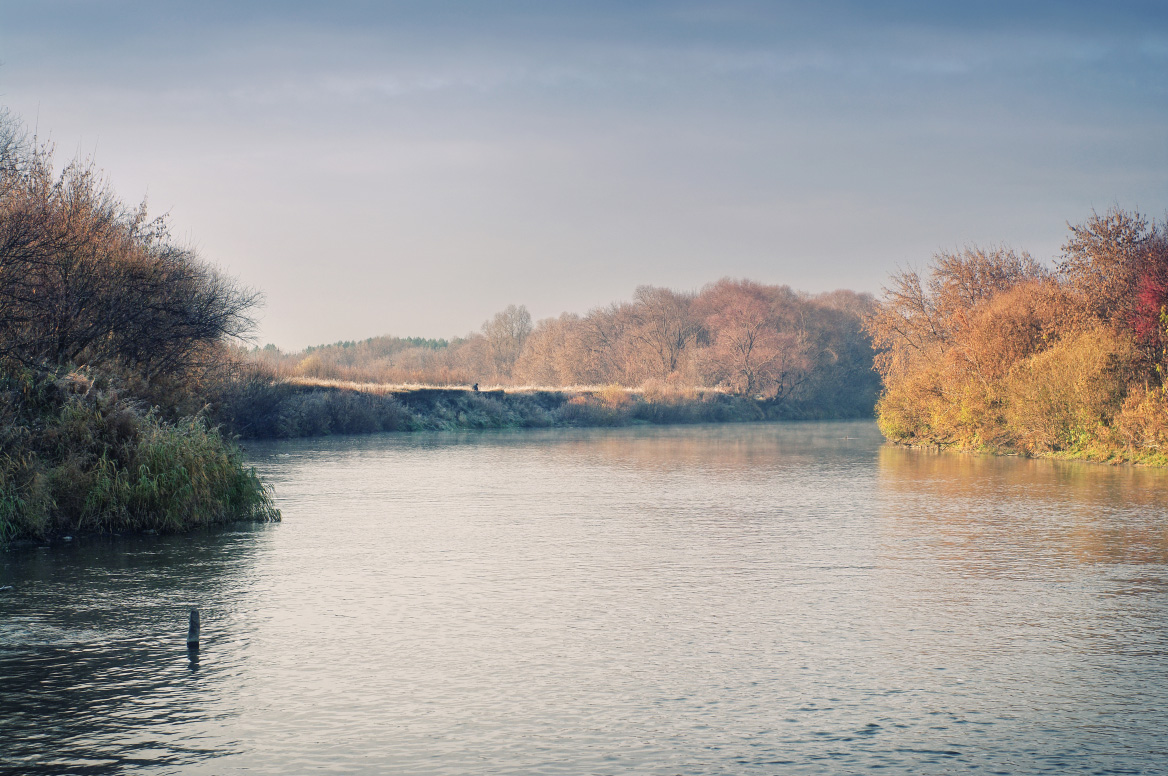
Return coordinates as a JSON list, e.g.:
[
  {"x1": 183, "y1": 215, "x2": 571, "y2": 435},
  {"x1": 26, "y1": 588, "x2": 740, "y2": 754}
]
[{"x1": 2, "y1": 421, "x2": 1167, "y2": 774}]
